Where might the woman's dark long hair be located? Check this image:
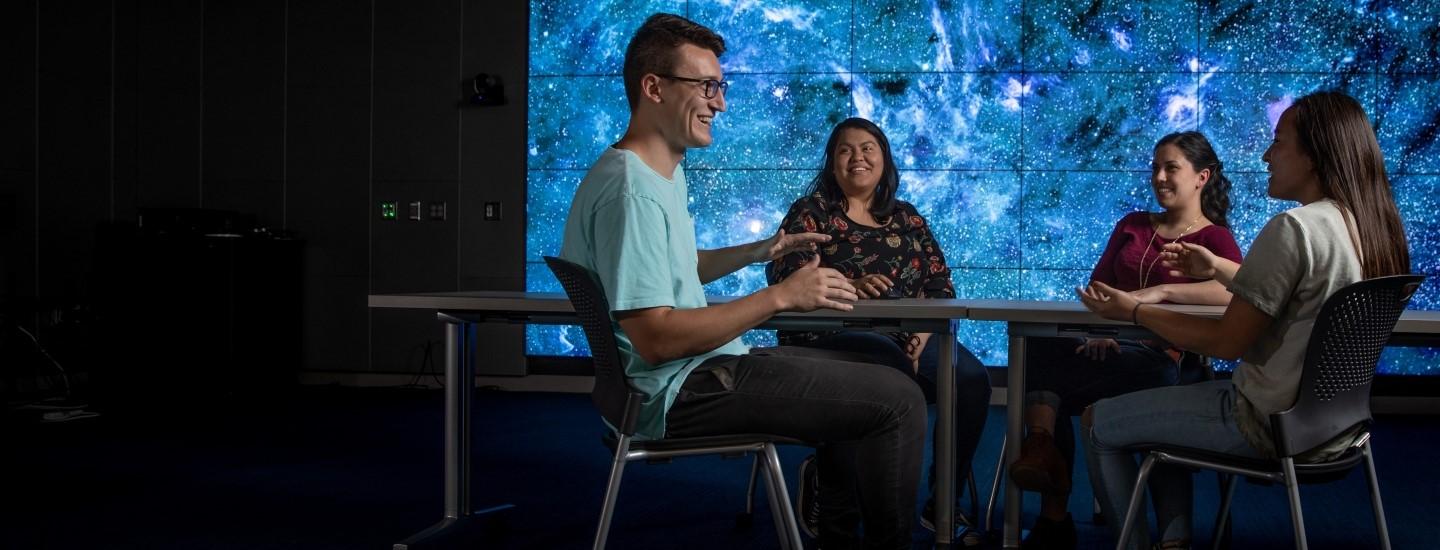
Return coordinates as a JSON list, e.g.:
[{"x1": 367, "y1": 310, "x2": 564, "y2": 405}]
[
  {"x1": 1290, "y1": 91, "x2": 1410, "y2": 278},
  {"x1": 806, "y1": 117, "x2": 900, "y2": 220},
  {"x1": 1155, "y1": 131, "x2": 1232, "y2": 228}
]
